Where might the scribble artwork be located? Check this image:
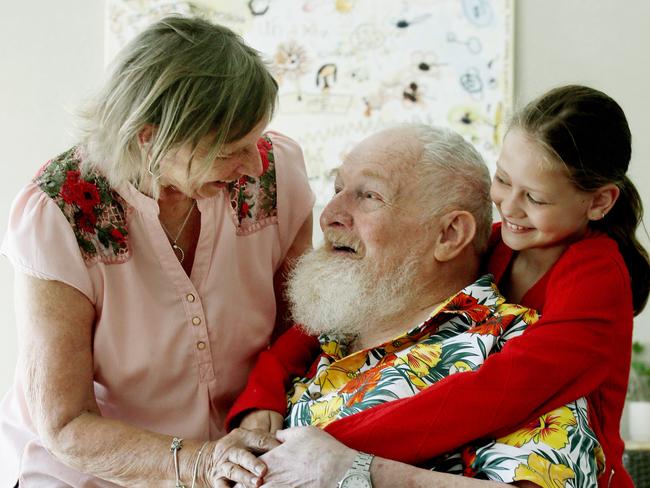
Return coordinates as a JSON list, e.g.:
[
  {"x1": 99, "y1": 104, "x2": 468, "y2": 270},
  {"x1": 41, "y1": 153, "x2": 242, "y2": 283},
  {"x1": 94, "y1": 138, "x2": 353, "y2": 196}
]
[{"x1": 107, "y1": 0, "x2": 514, "y2": 207}]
